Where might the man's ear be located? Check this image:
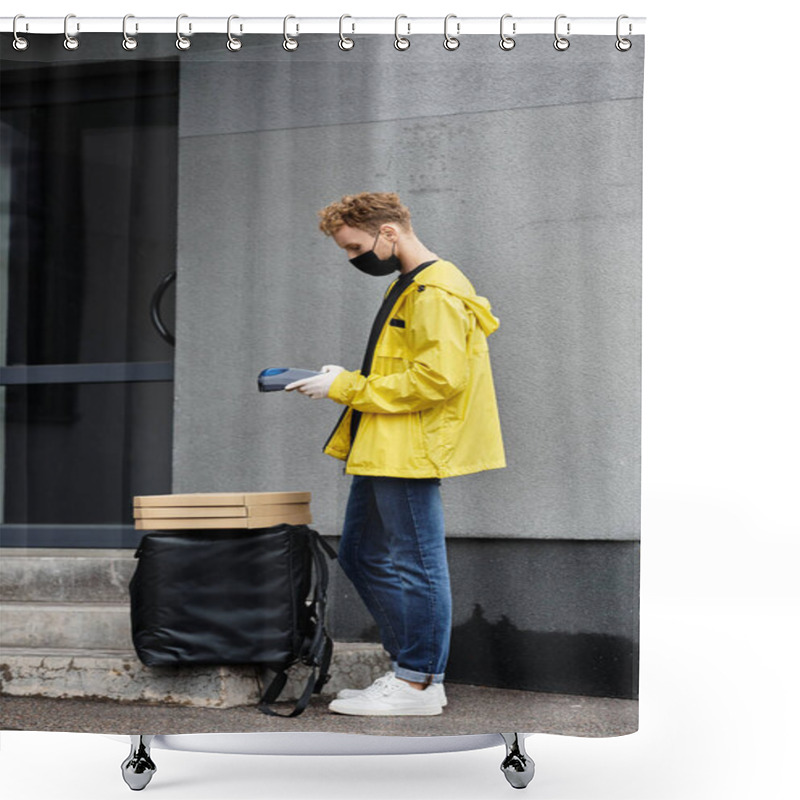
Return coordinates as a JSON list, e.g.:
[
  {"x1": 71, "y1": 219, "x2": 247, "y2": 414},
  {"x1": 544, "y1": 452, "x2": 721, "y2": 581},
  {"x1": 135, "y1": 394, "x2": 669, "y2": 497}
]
[{"x1": 381, "y1": 224, "x2": 399, "y2": 242}]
